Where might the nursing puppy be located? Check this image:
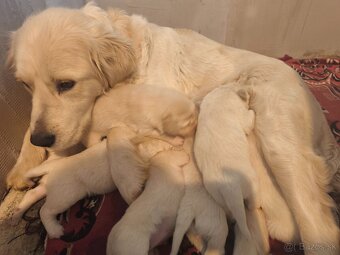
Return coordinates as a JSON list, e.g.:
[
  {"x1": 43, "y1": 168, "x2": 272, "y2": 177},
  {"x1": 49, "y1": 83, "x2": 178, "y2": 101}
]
[
  {"x1": 107, "y1": 147, "x2": 188, "y2": 255},
  {"x1": 170, "y1": 137, "x2": 228, "y2": 255},
  {"x1": 194, "y1": 86, "x2": 269, "y2": 254},
  {"x1": 90, "y1": 84, "x2": 197, "y2": 203}
]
